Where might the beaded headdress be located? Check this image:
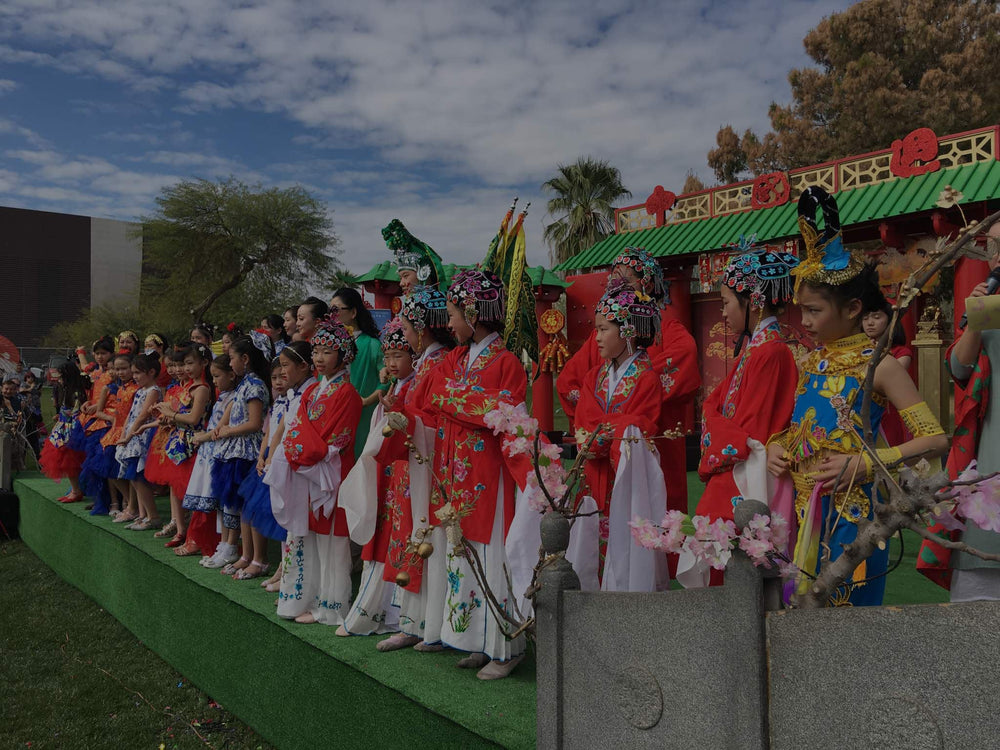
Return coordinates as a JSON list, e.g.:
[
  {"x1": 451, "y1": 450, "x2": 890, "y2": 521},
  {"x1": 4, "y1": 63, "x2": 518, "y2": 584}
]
[
  {"x1": 382, "y1": 219, "x2": 446, "y2": 288},
  {"x1": 446, "y1": 268, "x2": 505, "y2": 326},
  {"x1": 595, "y1": 278, "x2": 661, "y2": 355},
  {"x1": 380, "y1": 316, "x2": 414, "y2": 355},
  {"x1": 791, "y1": 186, "x2": 866, "y2": 299},
  {"x1": 722, "y1": 235, "x2": 799, "y2": 309},
  {"x1": 612, "y1": 246, "x2": 669, "y2": 306},
  {"x1": 400, "y1": 287, "x2": 449, "y2": 332},
  {"x1": 116, "y1": 330, "x2": 138, "y2": 351},
  {"x1": 310, "y1": 315, "x2": 357, "y2": 365},
  {"x1": 144, "y1": 333, "x2": 165, "y2": 347}
]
